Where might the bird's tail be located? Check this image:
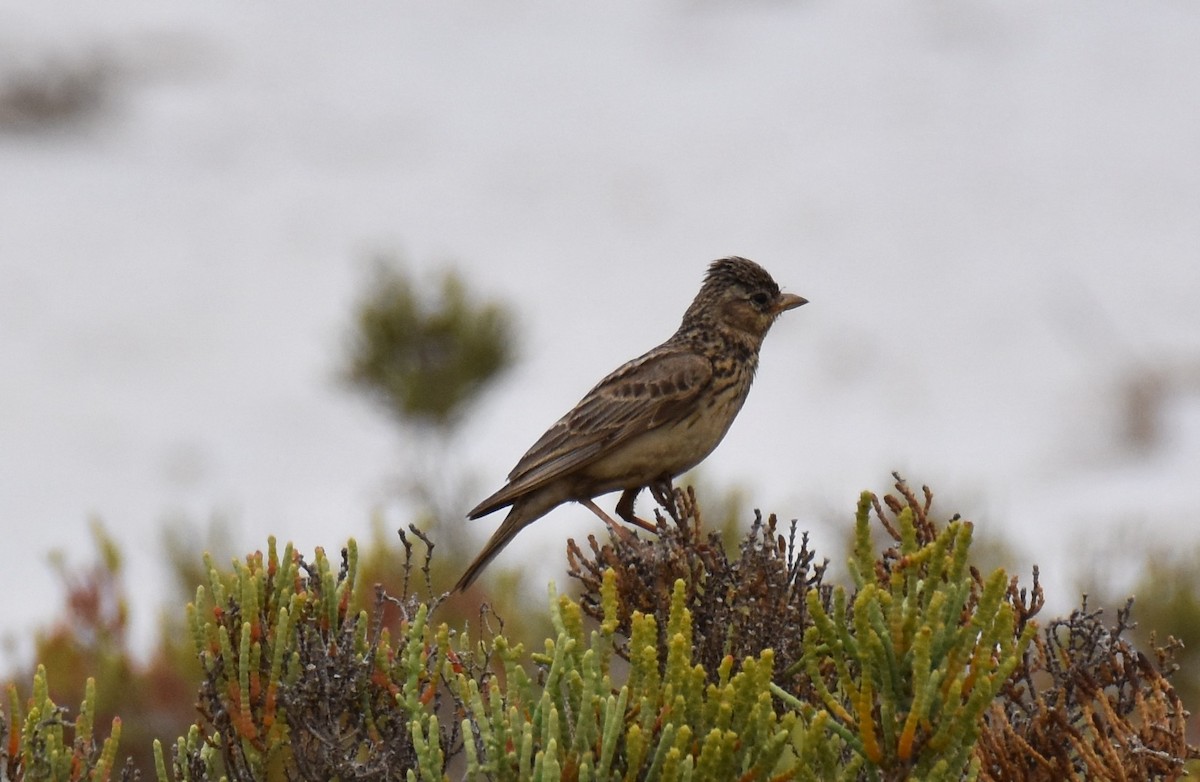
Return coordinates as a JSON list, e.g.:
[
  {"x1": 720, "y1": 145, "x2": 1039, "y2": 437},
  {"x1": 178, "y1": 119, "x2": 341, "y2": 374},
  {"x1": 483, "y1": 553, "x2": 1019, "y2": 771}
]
[{"x1": 453, "y1": 502, "x2": 536, "y2": 592}]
